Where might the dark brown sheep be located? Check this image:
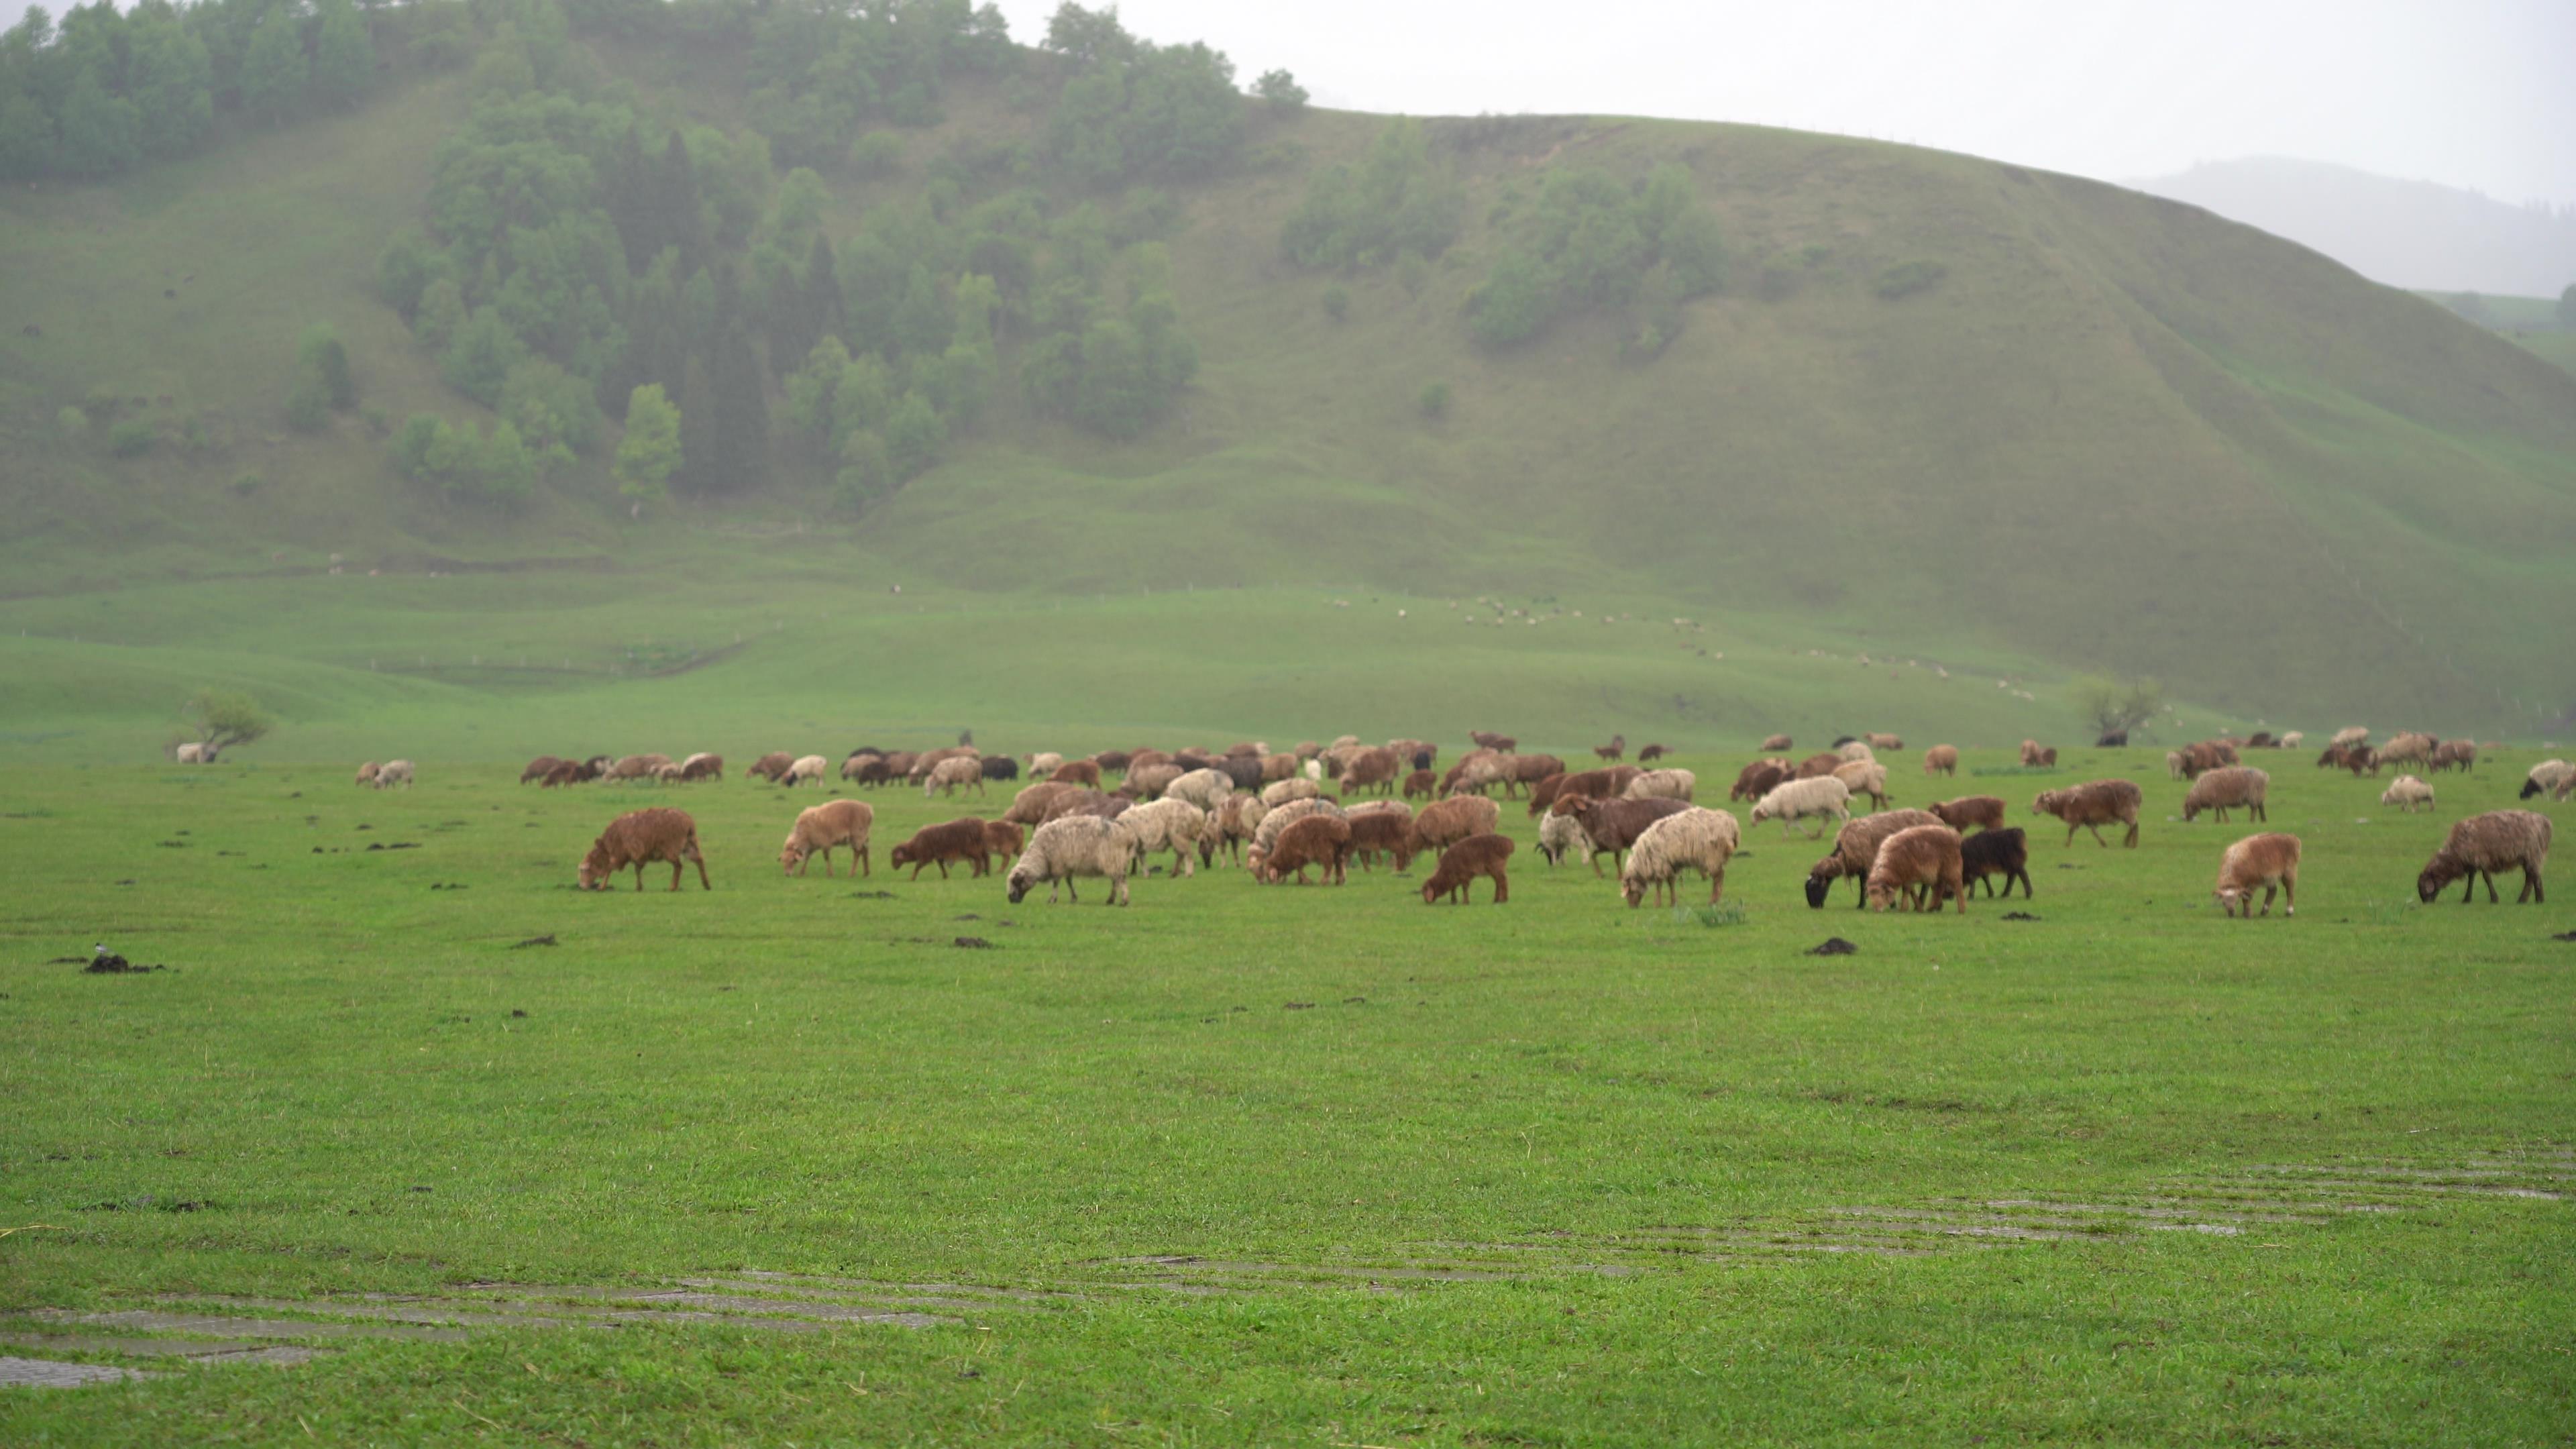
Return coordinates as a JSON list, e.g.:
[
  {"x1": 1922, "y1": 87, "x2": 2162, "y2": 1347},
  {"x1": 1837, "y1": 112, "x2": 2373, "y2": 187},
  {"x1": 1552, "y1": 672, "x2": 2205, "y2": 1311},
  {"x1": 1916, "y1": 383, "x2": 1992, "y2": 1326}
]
[
  {"x1": 1925, "y1": 795, "x2": 2006, "y2": 833},
  {"x1": 889, "y1": 818, "x2": 994, "y2": 880},
  {"x1": 1051, "y1": 759, "x2": 1104, "y2": 787},
  {"x1": 521, "y1": 755, "x2": 567, "y2": 784},
  {"x1": 1792, "y1": 751, "x2": 1845, "y2": 780},
  {"x1": 579, "y1": 808, "x2": 710, "y2": 892},
  {"x1": 1729, "y1": 759, "x2": 1790, "y2": 802},
  {"x1": 541, "y1": 759, "x2": 586, "y2": 788},
  {"x1": 1636, "y1": 743, "x2": 1669, "y2": 763},
  {"x1": 1594, "y1": 734, "x2": 1626, "y2": 762},
  {"x1": 1760, "y1": 733, "x2": 1793, "y2": 752},
  {"x1": 1403, "y1": 769, "x2": 1438, "y2": 800},
  {"x1": 1421, "y1": 834, "x2": 1514, "y2": 904},
  {"x1": 1958, "y1": 826, "x2": 2031, "y2": 898},
  {"x1": 1562, "y1": 795, "x2": 1690, "y2": 877},
  {"x1": 1265, "y1": 814, "x2": 1354, "y2": 885},
  {"x1": 1533, "y1": 766, "x2": 1641, "y2": 817},
  {"x1": 1344, "y1": 808, "x2": 1417, "y2": 872},
  {"x1": 1090, "y1": 750, "x2": 1134, "y2": 774}
]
